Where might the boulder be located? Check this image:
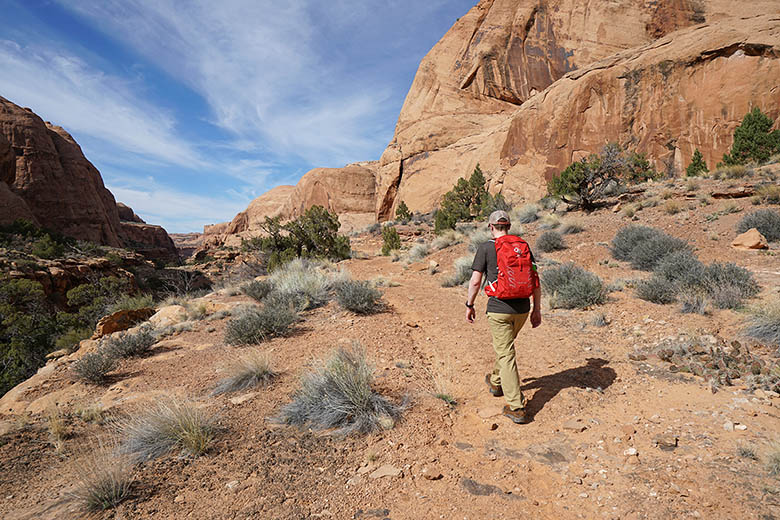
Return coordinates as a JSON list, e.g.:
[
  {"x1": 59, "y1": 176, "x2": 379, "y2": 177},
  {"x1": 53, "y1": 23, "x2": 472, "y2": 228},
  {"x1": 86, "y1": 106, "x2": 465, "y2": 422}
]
[
  {"x1": 92, "y1": 307, "x2": 157, "y2": 339},
  {"x1": 116, "y1": 202, "x2": 145, "y2": 223},
  {"x1": 732, "y1": 228, "x2": 769, "y2": 250},
  {"x1": 149, "y1": 305, "x2": 188, "y2": 328}
]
